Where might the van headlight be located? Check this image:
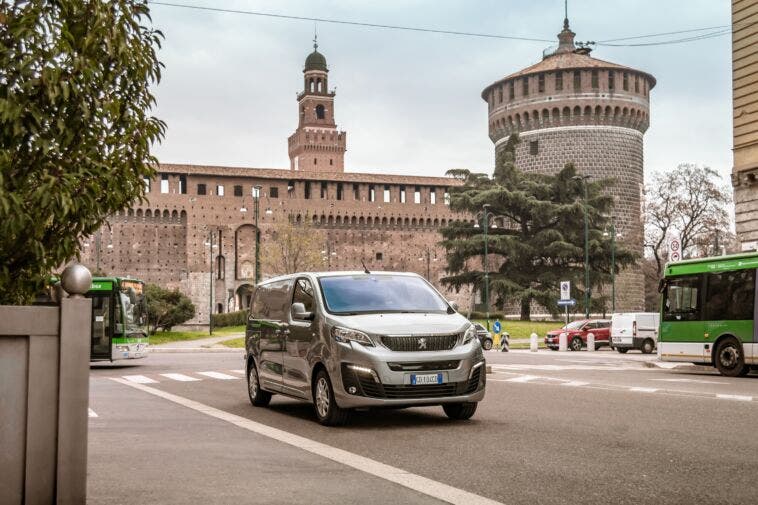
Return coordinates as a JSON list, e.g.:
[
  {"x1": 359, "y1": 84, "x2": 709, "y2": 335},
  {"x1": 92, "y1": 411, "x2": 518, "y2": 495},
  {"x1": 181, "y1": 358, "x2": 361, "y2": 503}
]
[
  {"x1": 332, "y1": 327, "x2": 374, "y2": 346},
  {"x1": 462, "y1": 325, "x2": 477, "y2": 345}
]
